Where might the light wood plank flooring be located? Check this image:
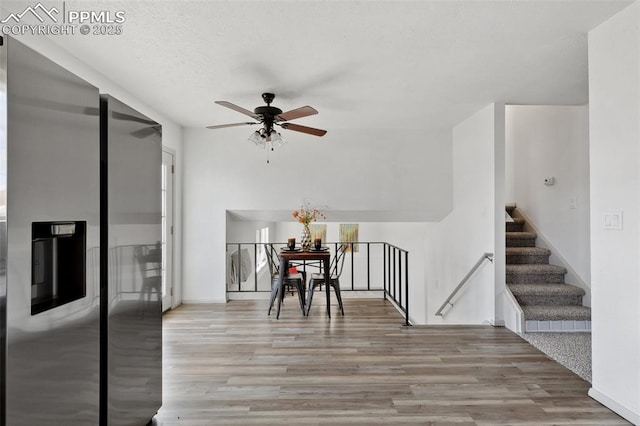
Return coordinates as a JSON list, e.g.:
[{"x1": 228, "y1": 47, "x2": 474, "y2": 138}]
[{"x1": 154, "y1": 299, "x2": 629, "y2": 425}]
